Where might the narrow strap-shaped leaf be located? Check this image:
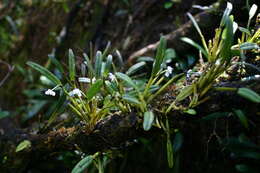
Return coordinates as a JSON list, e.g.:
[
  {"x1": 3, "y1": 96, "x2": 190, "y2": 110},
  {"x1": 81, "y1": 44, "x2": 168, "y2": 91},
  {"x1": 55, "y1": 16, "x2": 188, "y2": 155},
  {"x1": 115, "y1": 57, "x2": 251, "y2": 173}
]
[
  {"x1": 16, "y1": 140, "x2": 31, "y2": 152},
  {"x1": 122, "y1": 94, "x2": 141, "y2": 105},
  {"x1": 233, "y1": 109, "x2": 249, "y2": 129},
  {"x1": 115, "y1": 72, "x2": 139, "y2": 91},
  {"x1": 151, "y1": 37, "x2": 167, "y2": 77},
  {"x1": 69, "y1": 49, "x2": 76, "y2": 81},
  {"x1": 27, "y1": 61, "x2": 61, "y2": 85},
  {"x1": 237, "y1": 88, "x2": 260, "y2": 103},
  {"x1": 72, "y1": 155, "x2": 94, "y2": 173},
  {"x1": 181, "y1": 37, "x2": 208, "y2": 57},
  {"x1": 126, "y1": 61, "x2": 146, "y2": 76},
  {"x1": 48, "y1": 54, "x2": 64, "y2": 73},
  {"x1": 83, "y1": 53, "x2": 94, "y2": 77},
  {"x1": 143, "y1": 111, "x2": 154, "y2": 131},
  {"x1": 220, "y1": 2, "x2": 233, "y2": 27},
  {"x1": 220, "y1": 15, "x2": 233, "y2": 61},
  {"x1": 175, "y1": 85, "x2": 193, "y2": 102},
  {"x1": 94, "y1": 51, "x2": 103, "y2": 78},
  {"x1": 167, "y1": 137, "x2": 174, "y2": 168},
  {"x1": 47, "y1": 92, "x2": 67, "y2": 126},
  {"x1": 104, "y1": 54, "x2": 113, "y2": 75},
  {"x1": 86, "y1": 79, "x2": 103, "y2": 100},
  {"x1": 239, "y1": 42, "x2": 260, "y2": 50},
  {"x1": 187, "y1": 12, "x2": 208, "y2": 52}
]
